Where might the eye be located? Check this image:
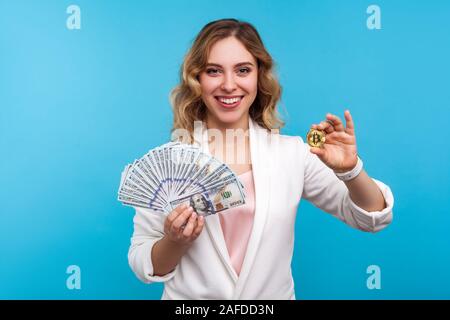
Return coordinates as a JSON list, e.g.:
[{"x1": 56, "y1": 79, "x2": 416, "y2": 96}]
[
  {"x1": 238, "y1": 67, "x2": 251, "y2": 74},
  {"x1": 206, "y1": 68, "x2": 221, "y2": 75}
]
